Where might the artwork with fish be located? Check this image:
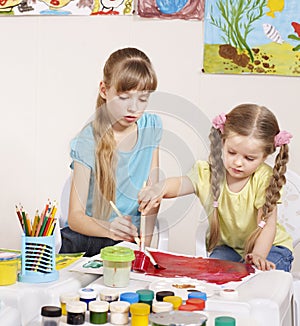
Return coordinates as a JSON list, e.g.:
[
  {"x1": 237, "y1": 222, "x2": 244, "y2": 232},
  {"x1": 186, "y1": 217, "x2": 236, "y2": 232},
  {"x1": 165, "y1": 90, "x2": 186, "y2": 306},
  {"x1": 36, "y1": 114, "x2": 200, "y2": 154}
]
[{"x1": 203, "y1": 0, "x2": 300, "y2": 76}]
